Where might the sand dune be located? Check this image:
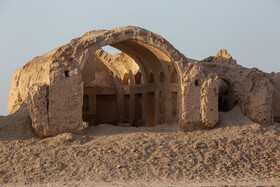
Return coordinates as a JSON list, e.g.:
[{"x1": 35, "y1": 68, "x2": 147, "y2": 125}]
[{"x1": 0, "y1": 107, "x2": 279, "y2": 186}]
